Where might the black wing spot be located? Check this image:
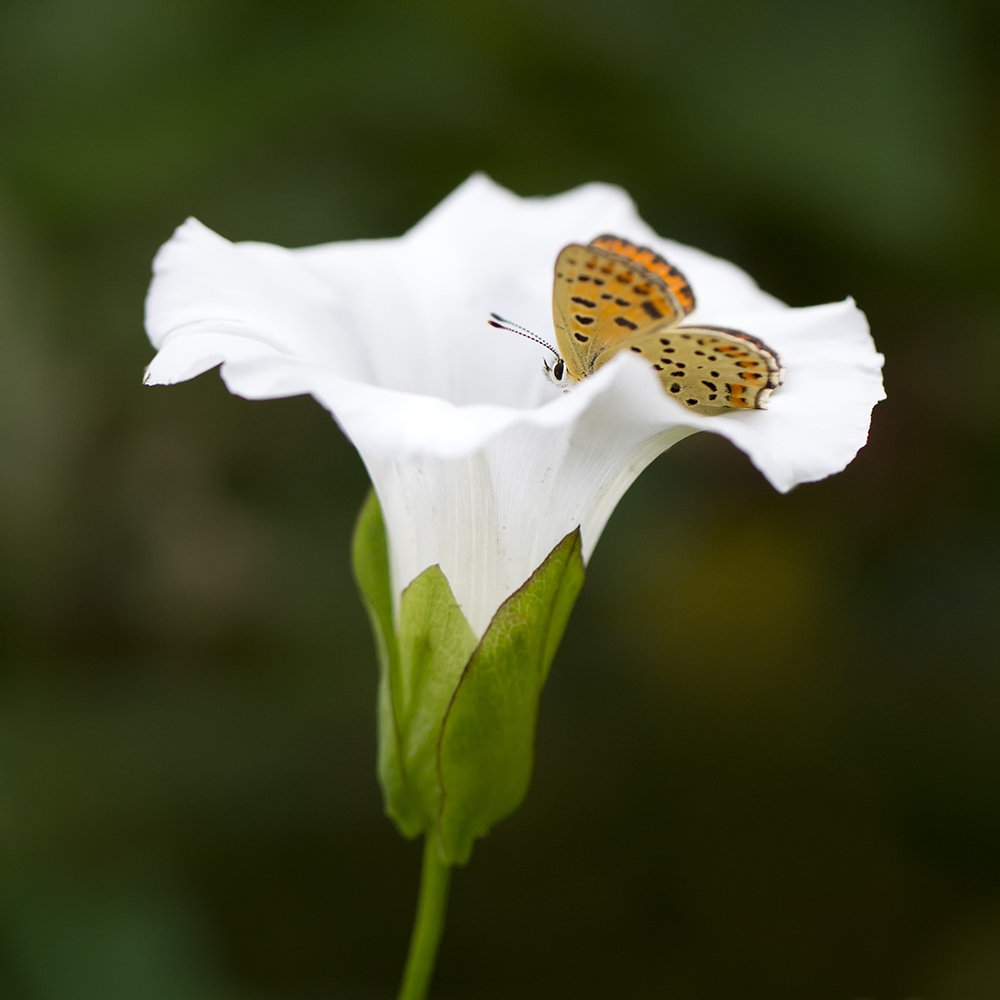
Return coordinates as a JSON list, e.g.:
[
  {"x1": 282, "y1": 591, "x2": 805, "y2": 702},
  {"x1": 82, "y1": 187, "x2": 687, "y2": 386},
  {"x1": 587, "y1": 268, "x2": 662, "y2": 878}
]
[
  {"x1": 630, "y1": 346, "x2": 642, "y2": 352},
  {"x1": 670, "y1": 383, "x2": 681, "y2": 393},
  {"x1": 671, "y1": 371, "x2": 686, "y2": 377},
  {"x1": 574, "y1": 333, "x2": 590, "y2": 342},
  {"x1": 685, "y1": 399, "x2": 698, "y2": 406},
  {"x1": 653, "y1": 364, "x2": 663, "y2": 370},
  {"x1": 614, "y1": 317, "x2": 638, "y2": 330},
  {"x1": 702, "y1": 381, "x2": 717, "y2": 391},
  {"x1": 601, "y1": 293, "x2": 612, "y2": 299},
  {"x1": 710, "y1": 370, "x2": 720, "y2": 377},
  {"x1": 578, "y1": 274, "x2": 591, "y2": 282},
  {"x1": 575, "y1": 315, "x2": 595, "y2": 325},
  {"x1": 642, "y1": 301, "x2": 664, "y2": 319},
  {"x1": 708, "y1": 393, "x2": 717, "y2": 401},
  {"x1": 571, "y1": 296, "x2": 596, "y2": 307},
  {"x1": 615, "y1": 298, "x2": 631, "y2": 307},
  {"x1": 593, "y1": 278, "x2": 606, "y2": 286},
  {"x1": 660, "y1": 338, "x2": 671, "y2": 345}
]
